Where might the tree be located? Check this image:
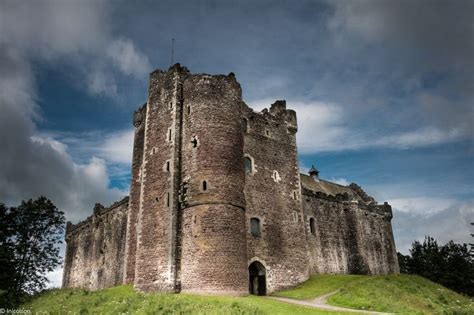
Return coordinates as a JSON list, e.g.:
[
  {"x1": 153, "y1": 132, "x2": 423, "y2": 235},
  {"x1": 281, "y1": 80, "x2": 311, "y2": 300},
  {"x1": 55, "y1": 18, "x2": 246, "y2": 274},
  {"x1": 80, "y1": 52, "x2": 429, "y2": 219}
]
[
  {"x1": 398, "y1": 236, "x2": 474, "y2": 296},
  {"x1": 0, "y1": 197, "x2": 65, "y2": 307},
  {"x1": 0, "y1": 203, "x2": 18, "y2": 307}
]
